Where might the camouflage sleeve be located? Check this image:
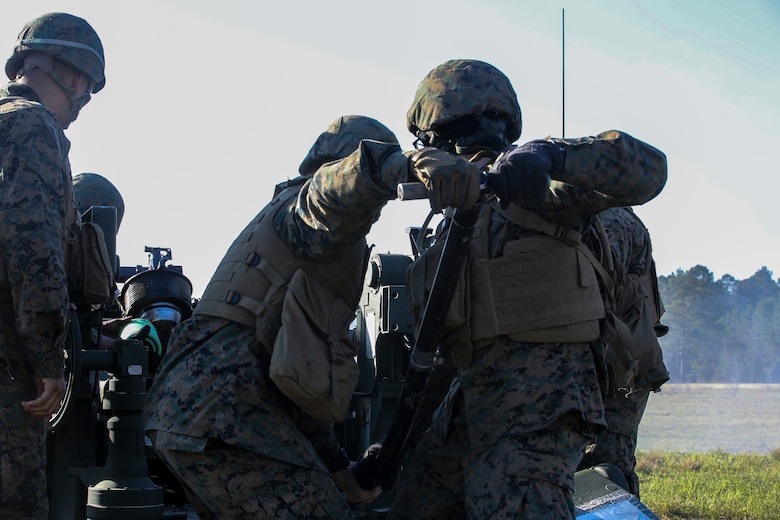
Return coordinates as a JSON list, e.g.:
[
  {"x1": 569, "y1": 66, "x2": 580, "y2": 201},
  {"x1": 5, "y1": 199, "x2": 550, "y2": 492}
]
[
  {"x1": 535, "y1": 130, "x2": 667, "y2": 215},
  {"x1": 283, "y1": 140, "x2": 409, "y2": 258},
  {"x1": 294, "y1": 411, "x2": 349, "y2": 472},
  {"x1": 0, "y1": 110, "x2": 70, "y2": 379}
]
